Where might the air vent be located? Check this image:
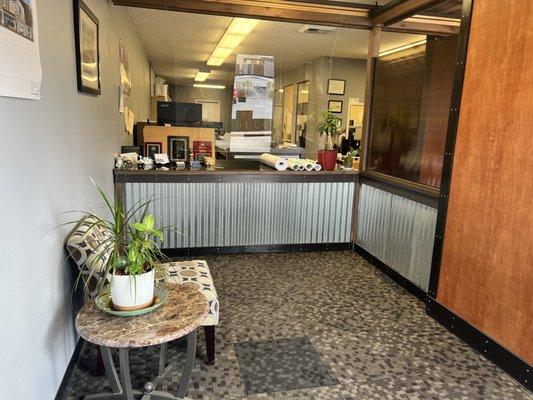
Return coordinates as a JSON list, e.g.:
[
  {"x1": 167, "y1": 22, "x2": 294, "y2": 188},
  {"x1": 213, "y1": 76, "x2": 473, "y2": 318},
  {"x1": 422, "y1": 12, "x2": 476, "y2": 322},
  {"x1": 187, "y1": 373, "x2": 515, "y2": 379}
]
[{"x1": 298, "y1": 25, "x2": 338, "y2": 34}]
